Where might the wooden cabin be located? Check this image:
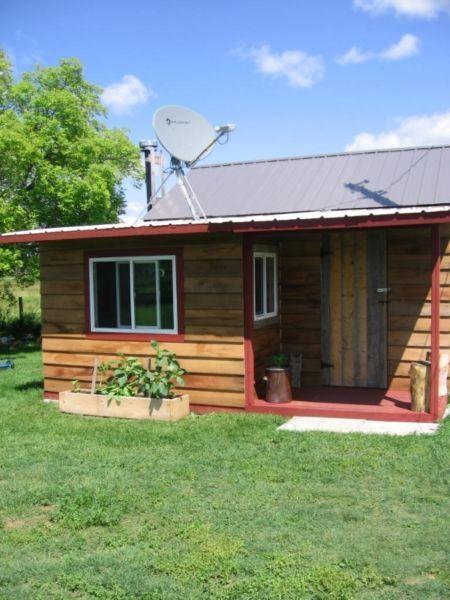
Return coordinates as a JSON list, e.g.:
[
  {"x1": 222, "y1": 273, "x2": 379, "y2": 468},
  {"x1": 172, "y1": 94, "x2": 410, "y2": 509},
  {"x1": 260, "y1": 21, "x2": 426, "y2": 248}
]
[{"x1": 1, "y1": 144, "x2": 450, "y2": 422}]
